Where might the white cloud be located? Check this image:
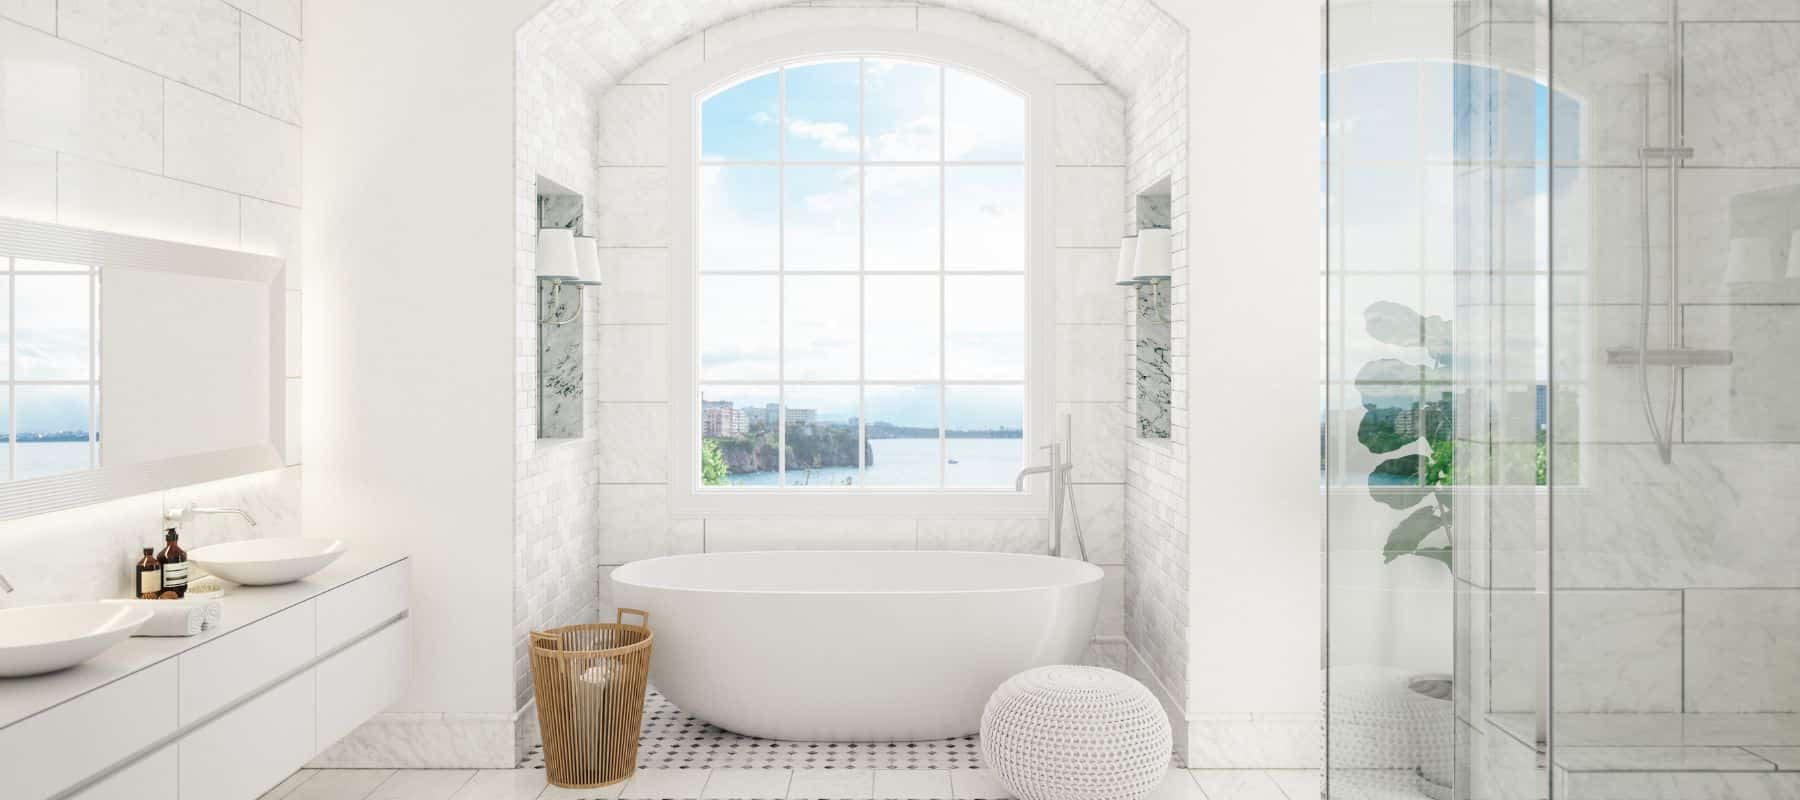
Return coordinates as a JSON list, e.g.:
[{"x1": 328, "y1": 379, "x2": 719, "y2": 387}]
[{"x1": 787, "y1": 119, "x2": 859, "y2": 154}]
